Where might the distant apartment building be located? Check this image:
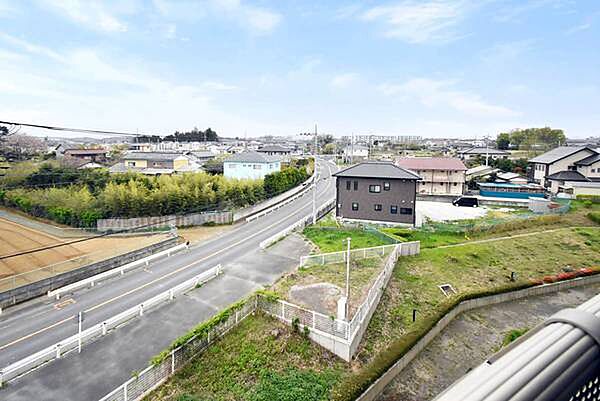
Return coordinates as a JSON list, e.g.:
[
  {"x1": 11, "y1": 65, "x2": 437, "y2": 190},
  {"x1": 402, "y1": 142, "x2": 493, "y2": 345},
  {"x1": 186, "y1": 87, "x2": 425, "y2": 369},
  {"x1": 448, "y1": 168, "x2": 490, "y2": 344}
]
[
  {"x1": 257, "y1": 145, "x2": 292, "y2": 157},
  {"x1": 332, "y1": 162, "x2": 420, "y2": 226},
  {"x1": 396, "y1": 157, "x2": 466, "y2": 196},
  {"x1": 342, "y1": 145, "x2": 369, "y2": 162},
  {"x1": 458, "y1": 147, "x2": 510, "y2": 161},
  {"x1": 223, "y1": 151, "x2": 281, "y2": 180}
]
